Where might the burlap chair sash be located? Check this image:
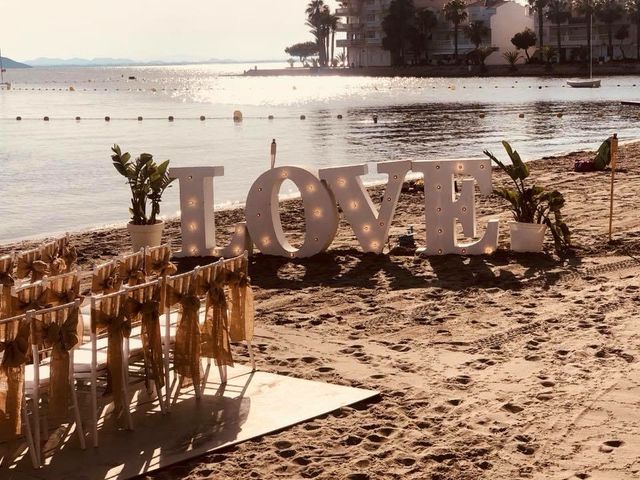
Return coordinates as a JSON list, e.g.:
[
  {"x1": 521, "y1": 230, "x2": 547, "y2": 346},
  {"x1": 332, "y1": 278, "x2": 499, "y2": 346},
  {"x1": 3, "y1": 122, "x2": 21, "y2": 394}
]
[
  {"x1": 59, "y1": 244, "x2": 77, "y2": 273},
  {"x1": 12, "y1": 288, "x2": 50, "y2": 316},
  {"x1": 92, "y1": 308, "x2": 131, "y2": 413},
  {"x1": 33, "y1": 307, "x2": 80, "y2": 418},
  {"x1": 0, "y1": 271, "x2": 15, "y2": 287},
  {"x1": 199, "y1": 276, "x2": 233, "y2": 367},
  {"x1": 146, "y1": 249, "x2": 178, "y2": 278},
  {"x1": 0, "y1": 320, "x2": 30, "y2": 441},
  {"x1": 226, "y1": 270, "x2": 255, "y2": 343},
  {"x1": 119, "y1": 261, "x2": 146, "y2": 287},
  {"x1": 123, "y1": 297, "x2": 165, "y2": 389},
  {"x1": 16, "y1": 256, "x2": 49, "y2": 282},
  {"x1": 166, "y1": 284, "x2": 201, "y2": 384},
  {"x1": 92, "y1": 266, "x2": 122, "y2": 295}
]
